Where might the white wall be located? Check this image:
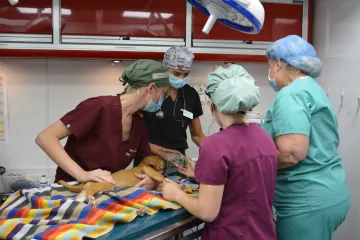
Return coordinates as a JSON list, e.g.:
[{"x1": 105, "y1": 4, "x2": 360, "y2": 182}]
[
  {"x1": 313, "y1": 0, "x2": 360, "y2": 239},
  {"x1": 0, "y1": 59, "x2": 271, "y2": 176}
]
